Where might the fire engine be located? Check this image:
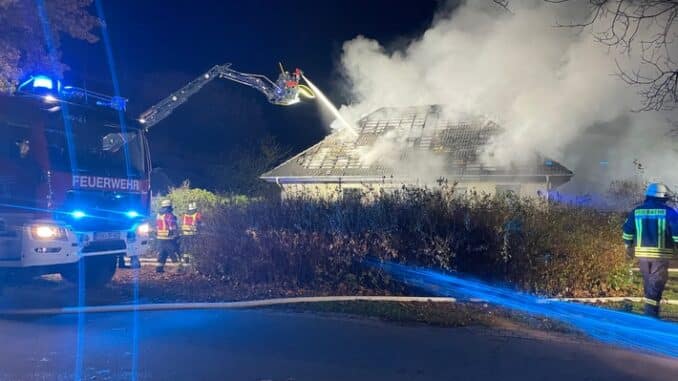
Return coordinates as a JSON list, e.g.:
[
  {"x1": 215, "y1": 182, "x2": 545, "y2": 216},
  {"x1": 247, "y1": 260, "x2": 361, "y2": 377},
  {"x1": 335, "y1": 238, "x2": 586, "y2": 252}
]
[
  {"x1": 0, "y1": 75, "x2": 151, "y2": 286},
  {"x1": 0, "y1": 63, "x2": 313, "y2": 287}
]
